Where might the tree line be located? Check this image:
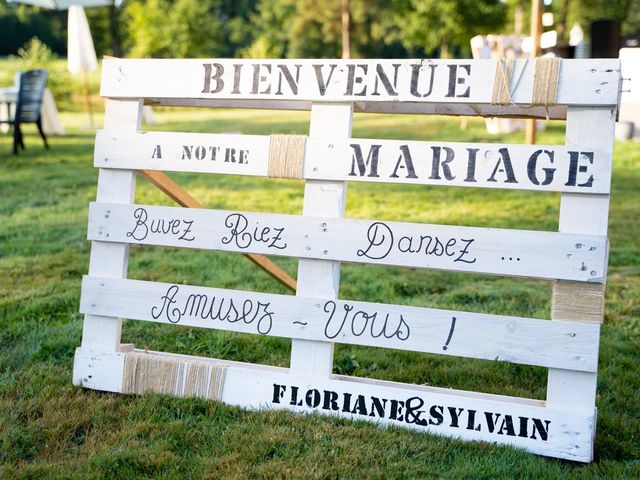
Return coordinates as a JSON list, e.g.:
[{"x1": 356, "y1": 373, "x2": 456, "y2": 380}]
[{"x1": 0, "y1": 0, "x2": 637, "y2": 59}]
